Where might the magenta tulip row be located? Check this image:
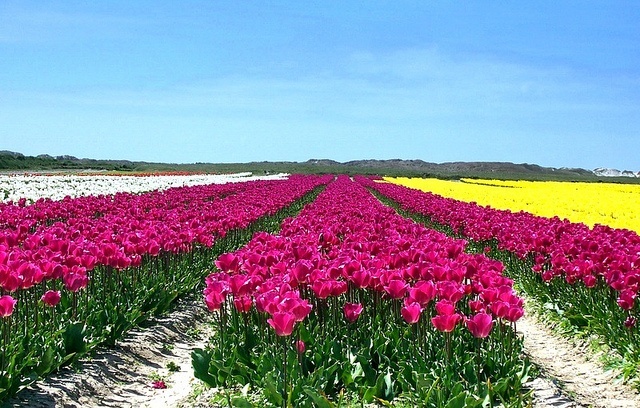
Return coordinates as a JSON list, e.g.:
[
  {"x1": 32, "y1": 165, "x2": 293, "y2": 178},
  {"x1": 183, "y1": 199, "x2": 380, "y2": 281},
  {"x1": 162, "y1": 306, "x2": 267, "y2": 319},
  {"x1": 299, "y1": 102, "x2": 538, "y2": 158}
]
[
  {"x1": 0, "y1": 177, "x2": 282, "y2": 246},
  {"x1": 204, "y1": 175, "x2": 524, "y2": 338},
  {"x1": 360, "y1": 177, "x2": 640, "y2": 311},
  {"x1": 0, "y1": 175, "x2": 330, "y2": 301}
]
